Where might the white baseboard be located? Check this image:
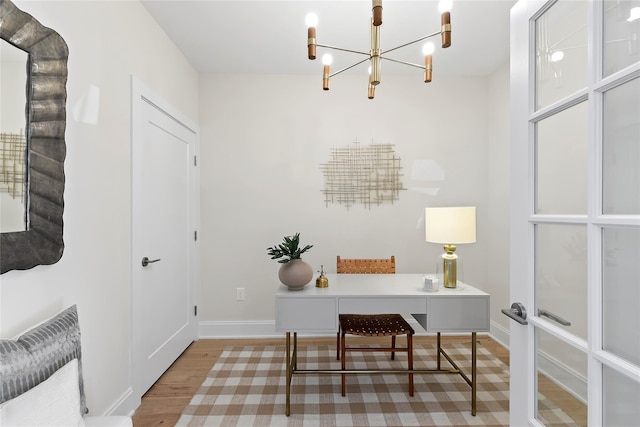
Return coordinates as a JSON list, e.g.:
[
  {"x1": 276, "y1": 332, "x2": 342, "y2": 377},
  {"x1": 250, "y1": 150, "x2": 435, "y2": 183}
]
[
  {"x1": 103, "y1": 386, "x2": 138, "y2": 417},
  {"x1": 490, "y1": 319, "x2": 510, "y2": 349},
  {"x1": 199, "y1": 320, "x2": 282, "y2": 338}
]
